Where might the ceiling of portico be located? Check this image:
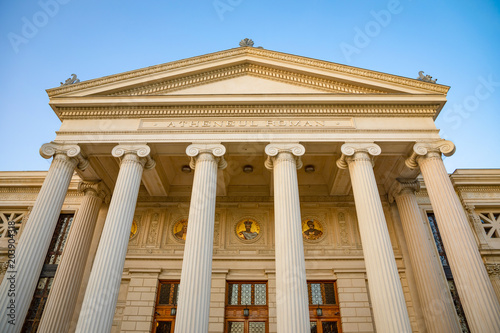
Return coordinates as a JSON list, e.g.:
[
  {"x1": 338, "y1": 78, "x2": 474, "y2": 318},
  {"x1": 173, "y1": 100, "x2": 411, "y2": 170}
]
[{"x1": 77, "y1": 141, "x2": 420, "y2": 200}]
